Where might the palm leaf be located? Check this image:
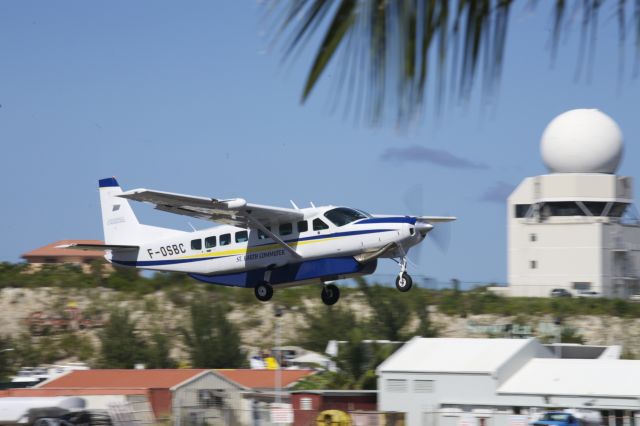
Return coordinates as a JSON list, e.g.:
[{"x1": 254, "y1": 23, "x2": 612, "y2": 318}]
[{"x1": 270, "y1": 0, "x2": 639, "y2": 127}]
